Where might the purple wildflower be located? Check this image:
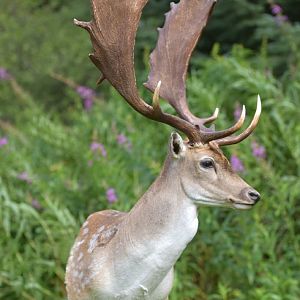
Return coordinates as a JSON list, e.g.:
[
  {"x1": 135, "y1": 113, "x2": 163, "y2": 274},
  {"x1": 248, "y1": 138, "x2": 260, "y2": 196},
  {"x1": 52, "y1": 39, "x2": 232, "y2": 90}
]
[
  {"x1": 17, "y1": 172, "x2": 32, "y2": 184},
  {"x1": 0, "y1": 68, "x2": 11, "y2": 80},
  {"x1": 117, "y1": 134, "x2": 128, "y2": 145},
  {"x1": 0, "y1": 137, "x2": 8, "y2": 148},
  {"x1": 31, "y1": 199, "x2": 43, "y2": 212},
  {"x1": 84, "y1": 98, "x2": 93, "y2": 110},
  {"x1": 99, "y1": 146, "x2": 107, "y2": 157},
  {"x1": 90, "y1": 142, "x2": 107, "y2": 157},
  {"x1": 251, "y1": 141, "x2": 266, "y2": 159},
  {"x1": 76, "y1": 86, "x2": 96, "y2": 110},
  {"x1": 230, "y1": 155, "x2": 245, "y2": 173},
  {"x1": 106, "y1": 188, "x2": 118, "y2": 203},
  {"x1": 116, "y1": 133, "x2": 132, "y2": 150},
  {"x1": 271, "y1": 4, "x2": 283, "y2": 15},
  {"x1": 90, "y1": 142, "x2": 100, "y2": 151},
  {"x1": 76, "y1": 86, "x2": 96, "y2": 99},
  {"x1": 233, "y1": 103, "x2": 242, "y2": 122}
]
